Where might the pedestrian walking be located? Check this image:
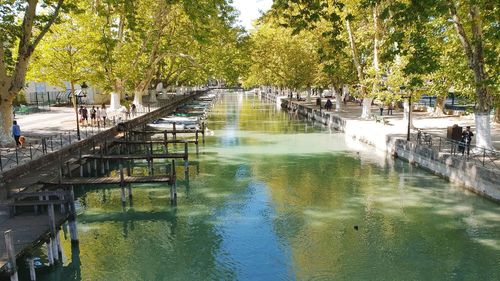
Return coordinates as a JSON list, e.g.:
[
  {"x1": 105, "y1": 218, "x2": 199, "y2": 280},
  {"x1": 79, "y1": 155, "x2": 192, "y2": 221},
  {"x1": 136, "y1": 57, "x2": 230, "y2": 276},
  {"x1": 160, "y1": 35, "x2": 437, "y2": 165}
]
[
  {"x1": 12, "y1": 120, "x2": 22, "y2": 148},
  {"x1": 379, "y1": 103, "x2": 384, "y2": 116},
  {"x1": 78, "y1": 106, "x2": 84, "y2": 125},
  {"x1": 101, "y1": 103, "x2": 107, "y2": 127},
  {"x1": 90, "y1": 106, "x2": 97, "y2": 126},
  {"x1": 131, "y1": 103, "x2": 137, "y2": 117},
  {"x1": 82, "y1": 106, "x2": 89, "y2": 125},
  {"x1": 461, "y1": 126, "x2": 474, "y2": 156},
  {"x1": 387, "y1": 103, "x2": 394, "y2": 115}
]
